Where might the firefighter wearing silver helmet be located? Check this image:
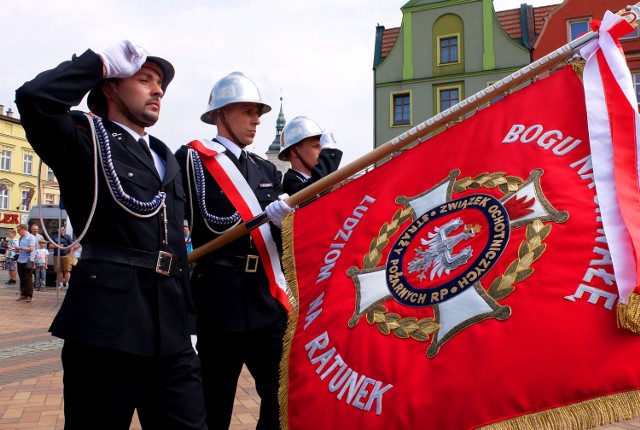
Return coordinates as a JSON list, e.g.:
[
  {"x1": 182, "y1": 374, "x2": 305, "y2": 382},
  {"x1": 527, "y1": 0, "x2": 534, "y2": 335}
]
[
  {"x1": 279, "y1": 115, "x2": 343, "y2": 196},
  {"x1": 200, "y1": 71, "x2": 272, "y2": 139},
  {"x1": 174, "y1": 71, "x2": 292, "y2": 429}
]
